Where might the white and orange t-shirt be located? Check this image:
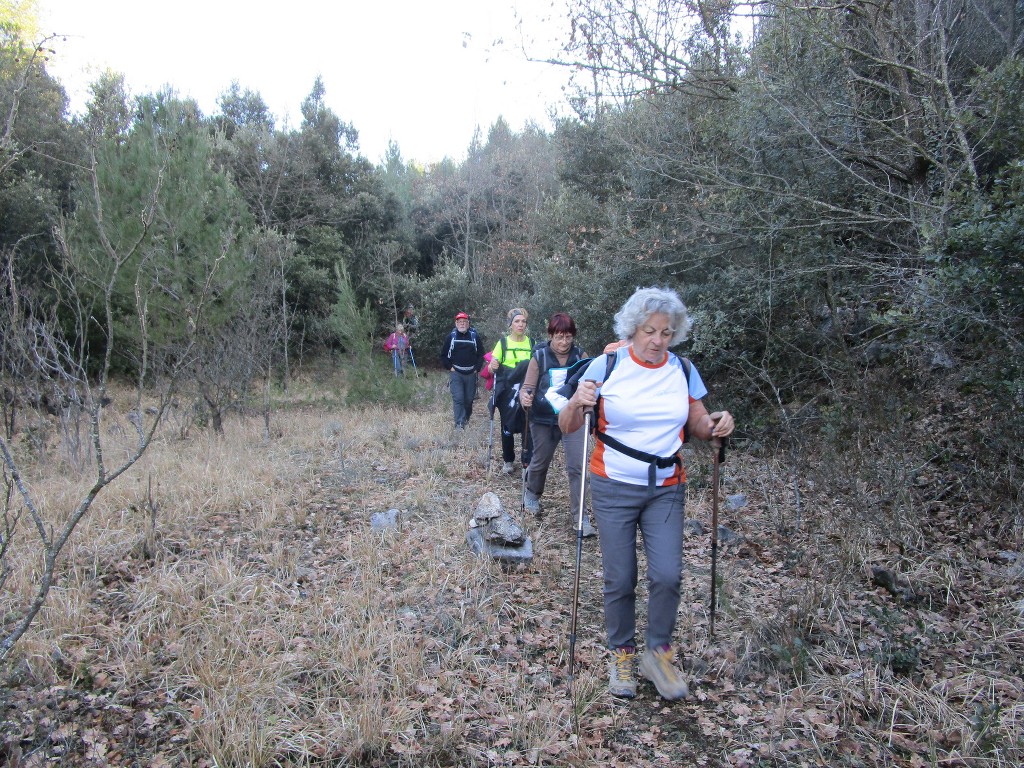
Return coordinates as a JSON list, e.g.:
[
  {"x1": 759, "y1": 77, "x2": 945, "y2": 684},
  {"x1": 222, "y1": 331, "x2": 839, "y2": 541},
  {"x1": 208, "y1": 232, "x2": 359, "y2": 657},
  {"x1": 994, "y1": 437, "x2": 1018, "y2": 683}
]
[{"x1": 581, "y1": 346, "x2": 707, "y2": 486}]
